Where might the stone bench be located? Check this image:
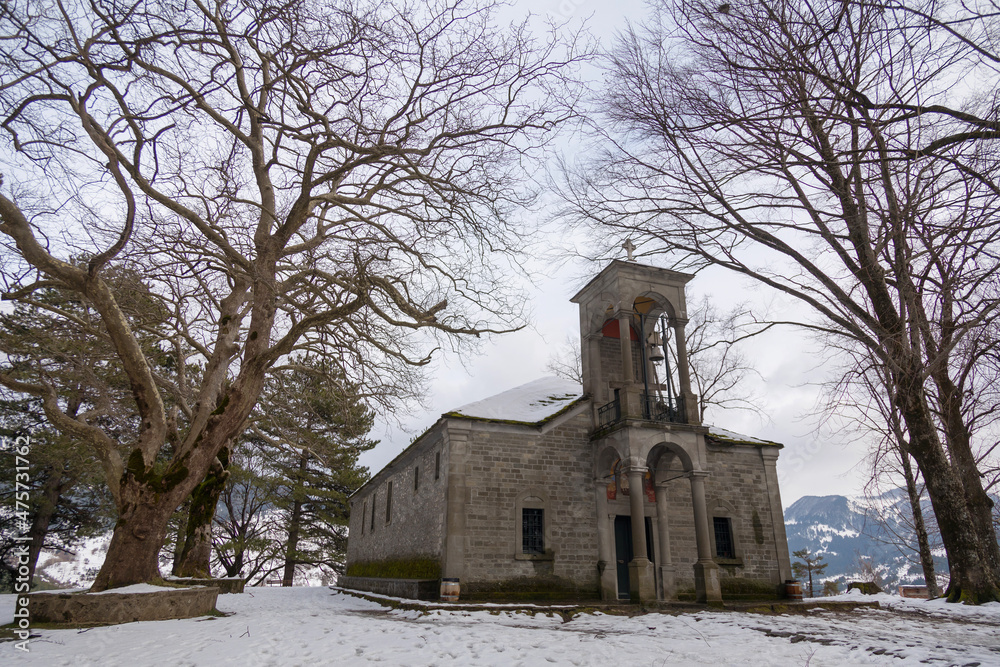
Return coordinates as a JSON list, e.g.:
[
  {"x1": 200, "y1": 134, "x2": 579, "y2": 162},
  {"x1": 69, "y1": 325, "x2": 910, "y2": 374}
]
[{"x1": 25, "y1": 585, "x2": 219, "y2": 625}]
